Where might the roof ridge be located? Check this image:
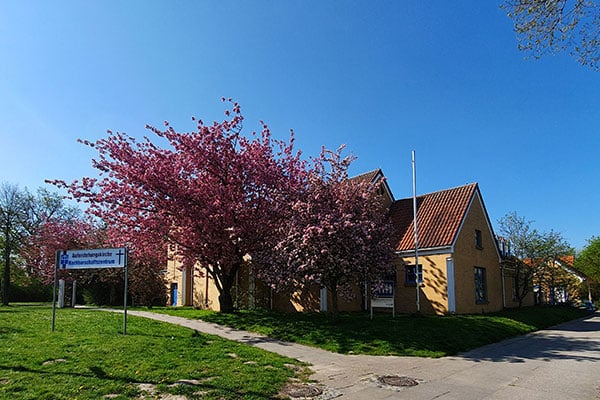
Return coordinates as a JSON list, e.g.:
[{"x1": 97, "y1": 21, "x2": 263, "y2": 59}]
[
  {"x1": 395, "y1": 182, "x2": 478, "y2": 202},
  {"x1": 350, "y1": 168, "x2": 382, "y2": 179}
]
